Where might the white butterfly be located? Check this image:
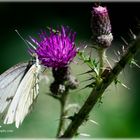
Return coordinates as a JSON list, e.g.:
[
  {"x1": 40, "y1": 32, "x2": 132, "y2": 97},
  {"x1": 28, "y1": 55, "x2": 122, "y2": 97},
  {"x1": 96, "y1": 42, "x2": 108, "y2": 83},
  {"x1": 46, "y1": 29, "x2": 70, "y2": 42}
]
[
  {"x1": 0, "y1": 29, "x2": 50, "y2": 128},
  {"x1": 0, "y1": 56, "x2": 41, "y2": 128}
]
